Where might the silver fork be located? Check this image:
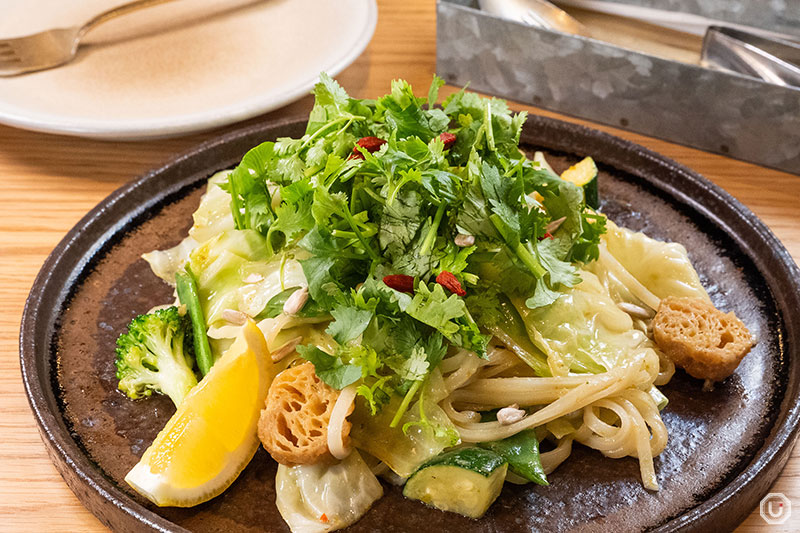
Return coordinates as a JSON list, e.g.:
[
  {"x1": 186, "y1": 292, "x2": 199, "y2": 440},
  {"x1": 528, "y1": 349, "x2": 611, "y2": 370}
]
[{"x1": 0, "y1": 0, "x2": 176, "y2": 76}]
